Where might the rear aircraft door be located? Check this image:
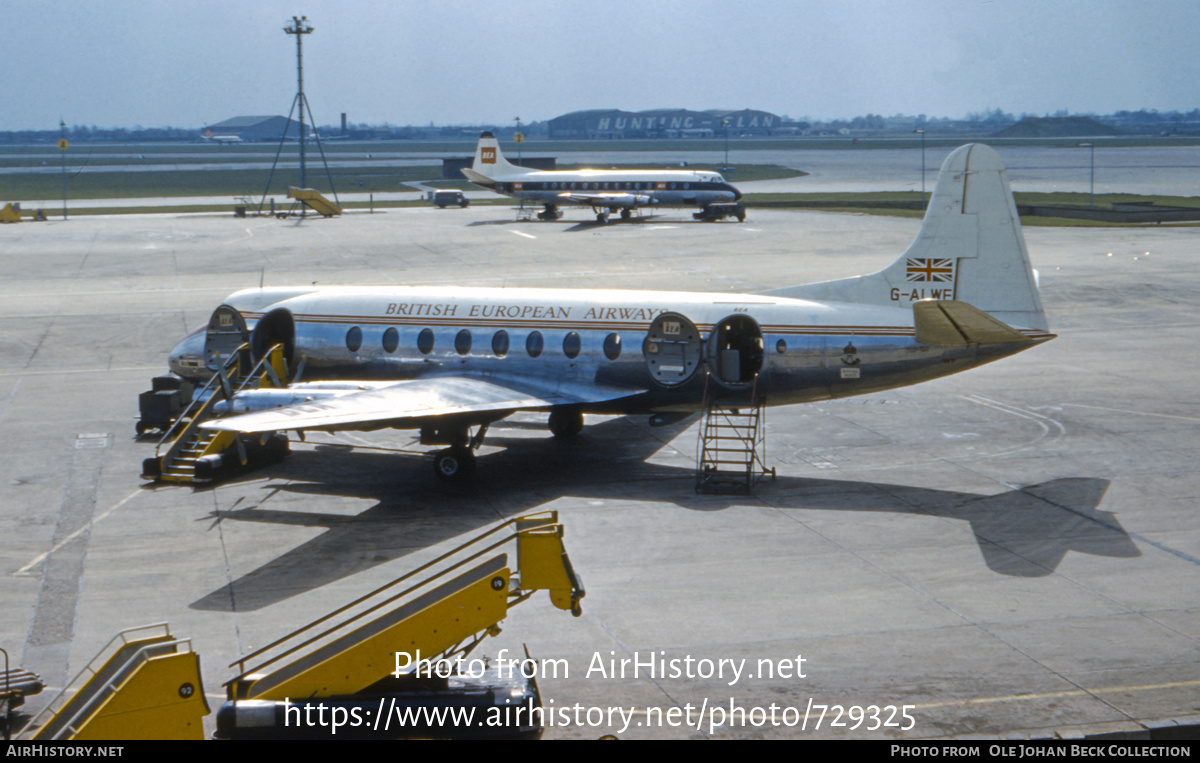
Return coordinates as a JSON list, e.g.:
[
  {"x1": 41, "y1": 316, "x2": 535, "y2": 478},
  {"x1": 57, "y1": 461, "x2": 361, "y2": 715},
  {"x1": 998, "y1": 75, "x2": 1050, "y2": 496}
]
[
  {"x1": 708, "y1": 314, "x2": 764, "y2": 388},
  {"x1": 644, "y1": 312, "x2": 703, "y2": 387},
  {"x1": 204, "y1": 305, "x2": 249, "y2": 371}
]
